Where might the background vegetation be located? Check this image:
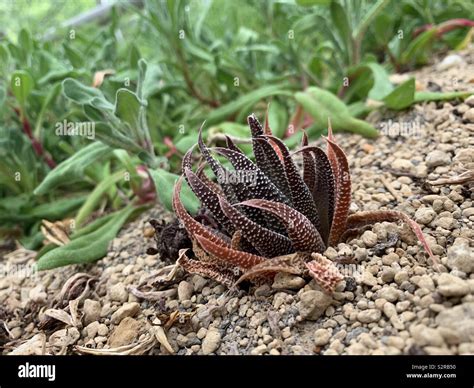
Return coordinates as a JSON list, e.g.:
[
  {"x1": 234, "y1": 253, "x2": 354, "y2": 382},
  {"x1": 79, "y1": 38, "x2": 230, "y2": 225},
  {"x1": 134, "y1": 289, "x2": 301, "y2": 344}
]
[{"x1": 0, "y1": 0, "x2": 473, "y2": 269}]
